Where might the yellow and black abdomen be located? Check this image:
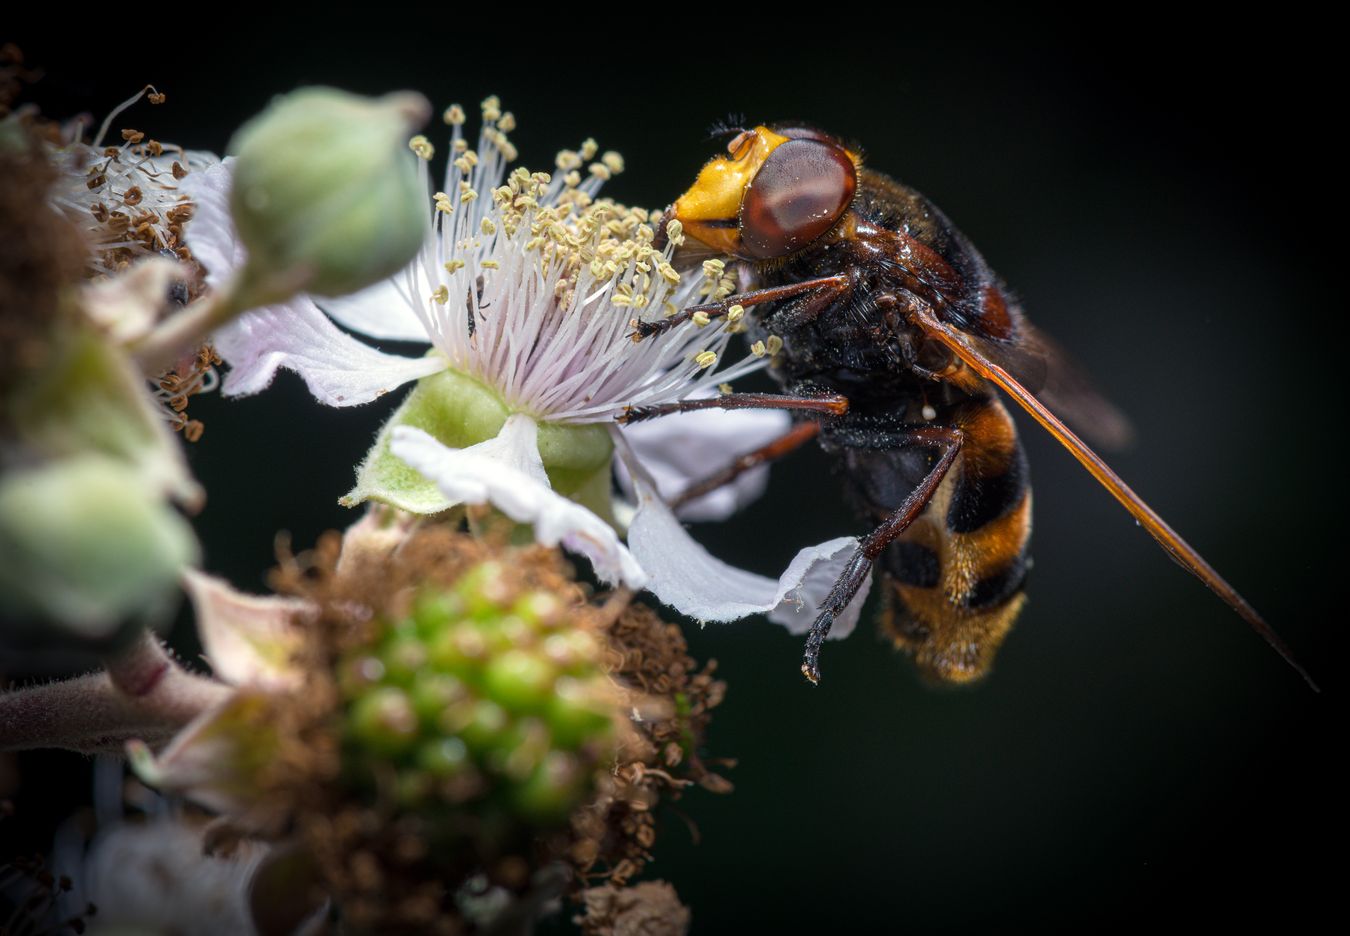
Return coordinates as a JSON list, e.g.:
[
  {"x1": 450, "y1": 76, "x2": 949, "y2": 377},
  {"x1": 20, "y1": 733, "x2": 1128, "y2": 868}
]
[{"x1": 842, "y1": 396, "x2": 1032, "y2": 683}]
